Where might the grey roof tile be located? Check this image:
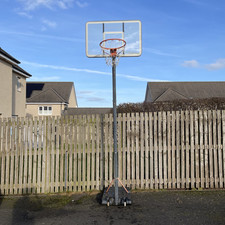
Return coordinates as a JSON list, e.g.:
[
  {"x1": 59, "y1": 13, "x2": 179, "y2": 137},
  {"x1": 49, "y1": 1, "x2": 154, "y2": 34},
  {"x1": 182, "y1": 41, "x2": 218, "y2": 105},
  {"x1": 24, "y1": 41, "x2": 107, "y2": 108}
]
[
  {"x1": 26, "y1": 82, "x2": 73, "y2": 103},
  {"x1": 146, "y1": 82, "x2": 225, "y2": 102}
]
